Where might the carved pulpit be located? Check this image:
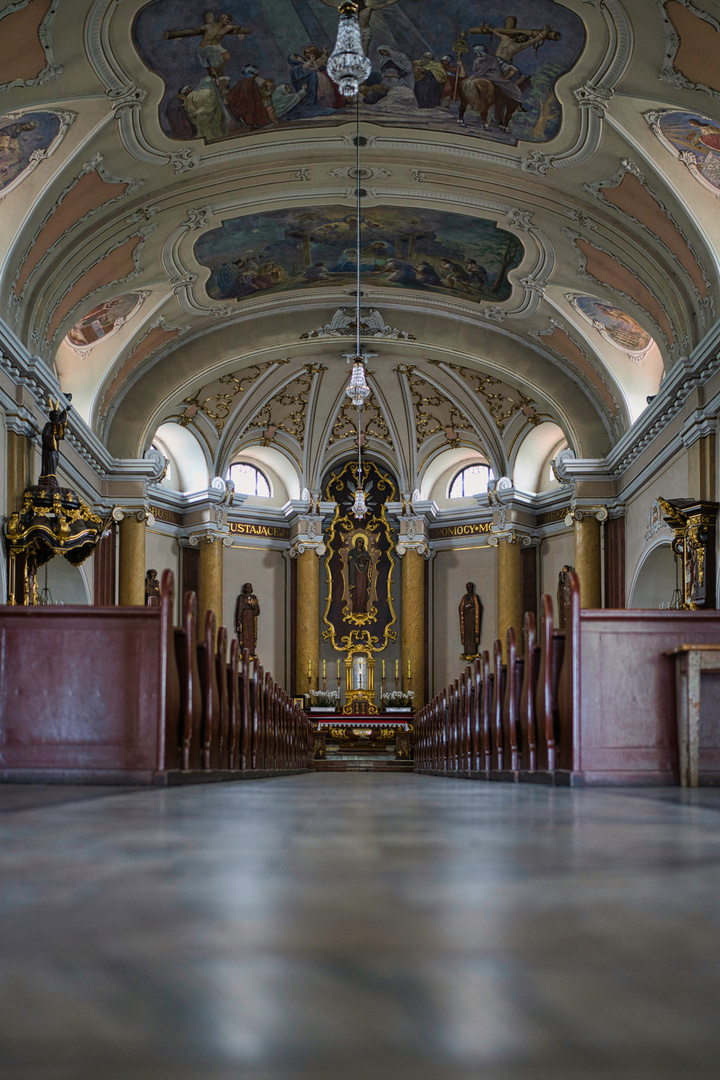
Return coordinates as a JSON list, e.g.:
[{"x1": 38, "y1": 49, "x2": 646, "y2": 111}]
[{"x1": 659, "y1": 498, "x2": 718, "y2": 609}]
